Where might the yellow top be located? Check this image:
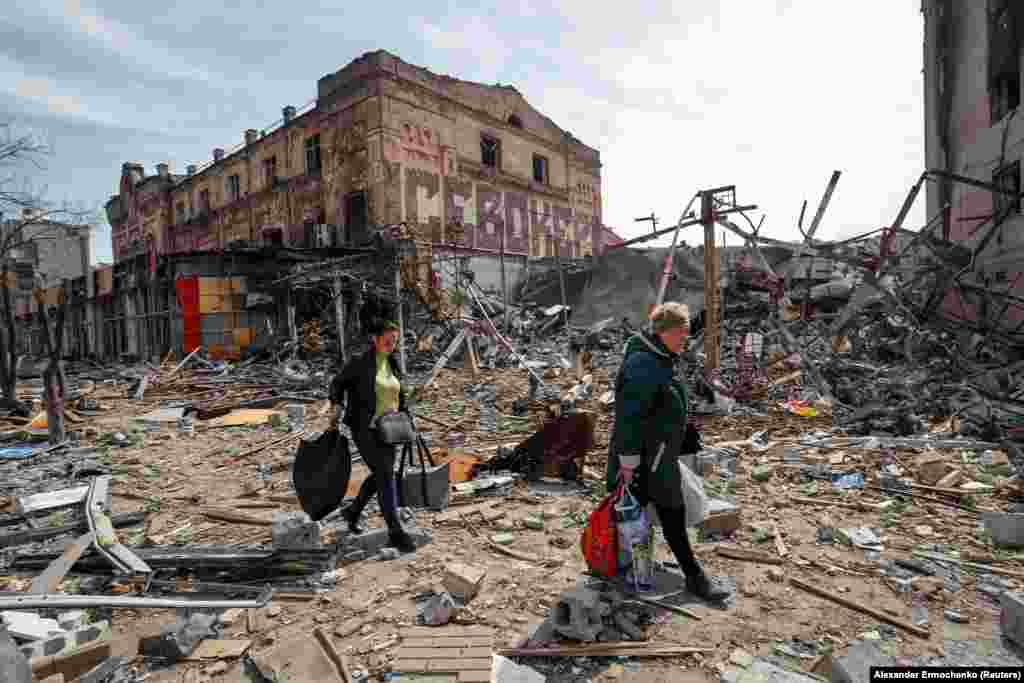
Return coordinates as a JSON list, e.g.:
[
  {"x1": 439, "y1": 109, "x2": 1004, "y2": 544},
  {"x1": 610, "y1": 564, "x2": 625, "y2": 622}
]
[{"x1": 374, "y1": 352, "x2": 401, "y2": 419}]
